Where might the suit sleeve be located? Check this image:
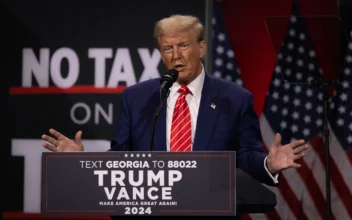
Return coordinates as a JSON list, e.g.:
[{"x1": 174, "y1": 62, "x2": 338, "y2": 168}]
[
  {"x1": 109, "y1": 89, "x2": 131, "y2": 151},
  {"x1": 236, "y1": 92, "x2": 279, "y2": 186}
]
